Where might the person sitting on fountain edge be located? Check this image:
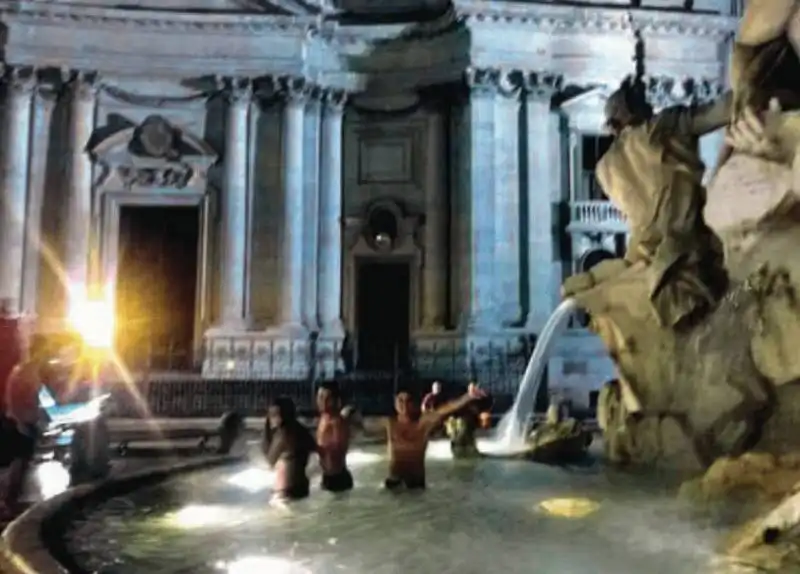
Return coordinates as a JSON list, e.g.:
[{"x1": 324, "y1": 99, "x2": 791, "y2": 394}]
[
  {"x1": 383, "y1": 384, "x2": 486, "y2": 490},
  {"x1": 264, "y1": 396, "x2": 317, "y2": 502},
  {"x1": 316, "y1": 381, "x2": 353, "y2": 493}
]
